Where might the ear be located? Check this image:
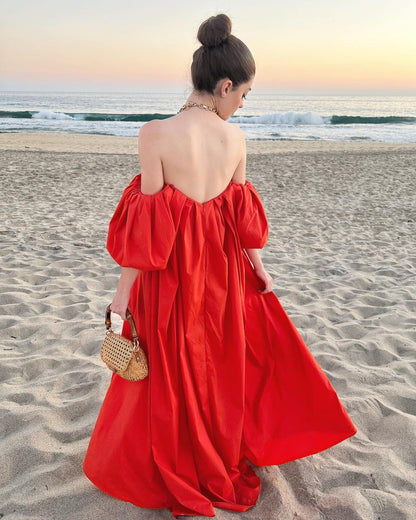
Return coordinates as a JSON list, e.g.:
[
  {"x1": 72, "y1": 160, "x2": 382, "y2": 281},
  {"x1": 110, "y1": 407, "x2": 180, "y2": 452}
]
[{"x1": 220, "y1": 78, "x2": 233, "y2": 97}]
